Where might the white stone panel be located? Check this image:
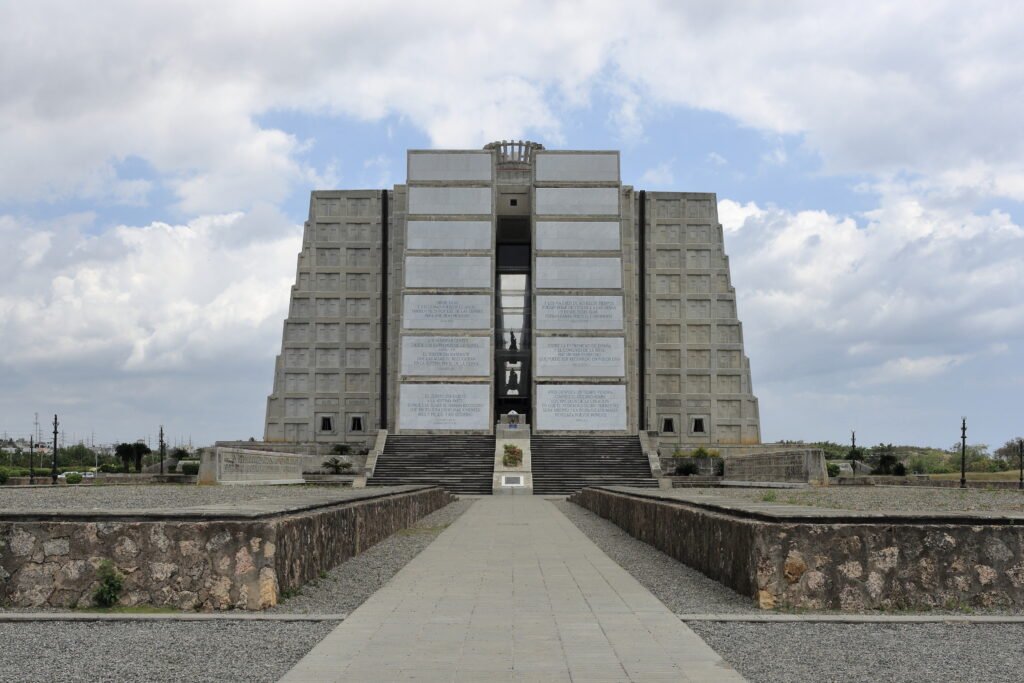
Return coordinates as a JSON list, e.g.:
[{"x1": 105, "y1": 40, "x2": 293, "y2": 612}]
[
  {"x1": 536, "y1": 221, "x2": 620, "y2": 251},
  {"x1": 535, "y1": 385, "x2": 627, "y2": 431},
  {"x1": 408, "y1": 187, "x2": 492, "y2": 215},
  {"x1": 536, "y1": 296, "x2": 623, "y2": 330},
  {"x1": 398, "y1": 383, "x2": 490, "y2": 430},
  {"x1": 535, "y1": 187, "x2": 619, "y2": 216},
  {"x1": 401, "y1": 336, "x2": 490, "y2": 376},
  {"x1": 407, "y1": 220, "x2": 491, "y2": 250},
  {"x1": 536, "y1": 257, "x2": 621, "y2": 289},
  {"x1": 535, "y1": 153, "x2": 619, "y2": 182},
  {"x1": 405, "y1": 256, "x2": 491, "y2": 288},
  {"x1": 408, "y1": 152, "x2": 492, "y2": 181},
  {"x1": 535, "y1": 337, "x2": 625, "y2": 377},
  {"x1": 402, "y1": 294, "x2": 491, "y2": 329}
]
